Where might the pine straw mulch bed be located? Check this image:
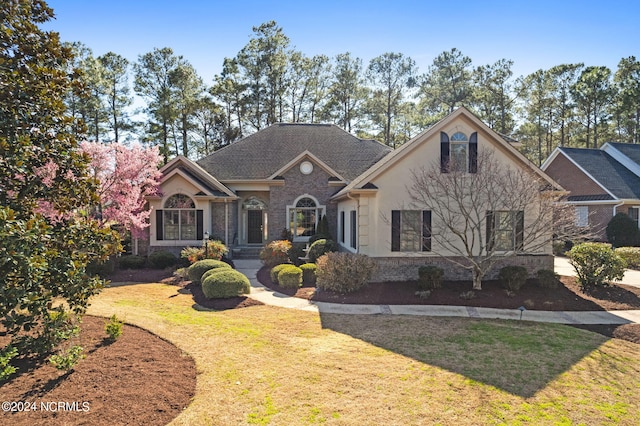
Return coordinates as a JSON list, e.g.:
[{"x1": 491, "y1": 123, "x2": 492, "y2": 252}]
[
  {"x1": 0, "y1": 316, "x2": 196, "y2": 426},
  {"x1": 257, "y1": 266, "x2": 640, "y2": 345}
]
